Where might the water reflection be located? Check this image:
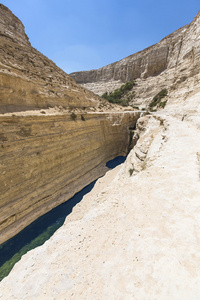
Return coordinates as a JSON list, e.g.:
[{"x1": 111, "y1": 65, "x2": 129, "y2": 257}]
[{"x1": 0, "y1": 156, "x2": 125, "y2": 280}]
